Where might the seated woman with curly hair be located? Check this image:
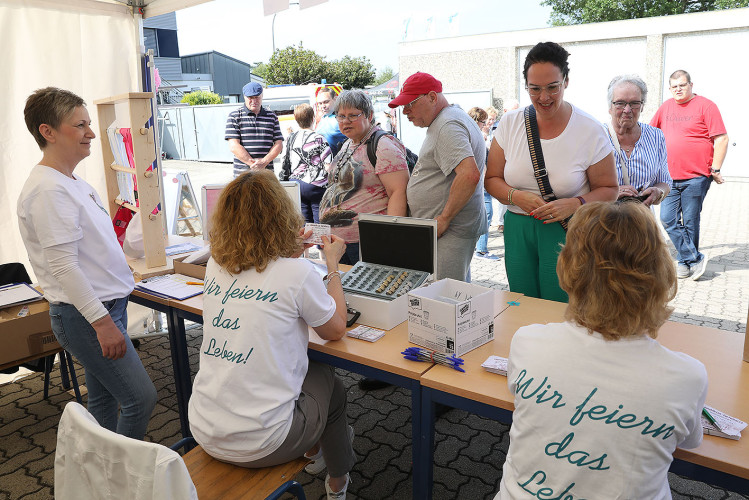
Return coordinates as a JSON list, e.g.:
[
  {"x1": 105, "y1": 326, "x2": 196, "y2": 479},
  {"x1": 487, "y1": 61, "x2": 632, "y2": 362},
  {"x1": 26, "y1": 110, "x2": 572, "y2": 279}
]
[
  {"x1": 188, "y1": 171, "x2": 355, "y2": 499},
  {"x1": 496, "y1": 201, "x2": 708, "y2": 499}
]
